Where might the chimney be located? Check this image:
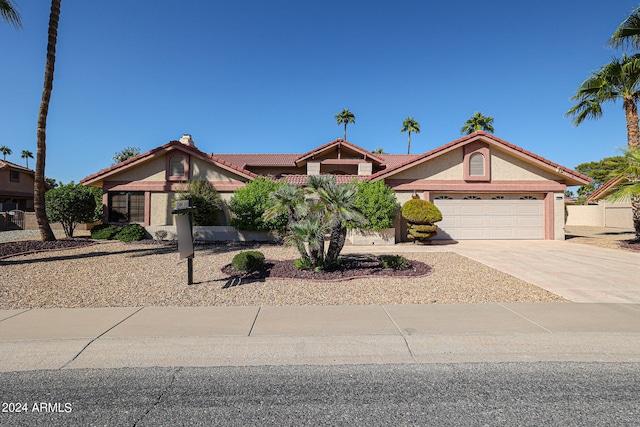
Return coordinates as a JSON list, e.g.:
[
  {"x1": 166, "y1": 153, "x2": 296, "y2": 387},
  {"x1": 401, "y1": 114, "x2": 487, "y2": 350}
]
[{"x1": 179, "y1": 134, "x2": 195, "y2": 147}]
